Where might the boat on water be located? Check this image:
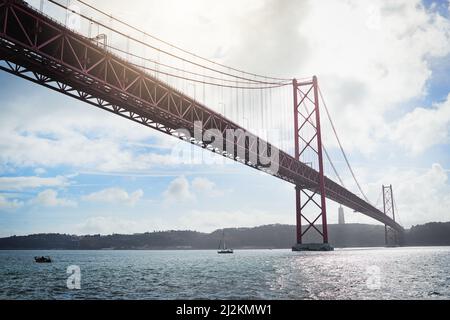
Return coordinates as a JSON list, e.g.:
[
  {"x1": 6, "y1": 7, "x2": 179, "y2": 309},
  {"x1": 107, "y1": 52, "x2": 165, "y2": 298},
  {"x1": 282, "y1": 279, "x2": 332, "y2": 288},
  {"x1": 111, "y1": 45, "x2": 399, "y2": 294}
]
[
  {"x1": 217, "y1": 230, "x2": 233, "y2": 254},
  {"x1": 34, "y1": 256, "x2": 52, "y2": 263}
]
